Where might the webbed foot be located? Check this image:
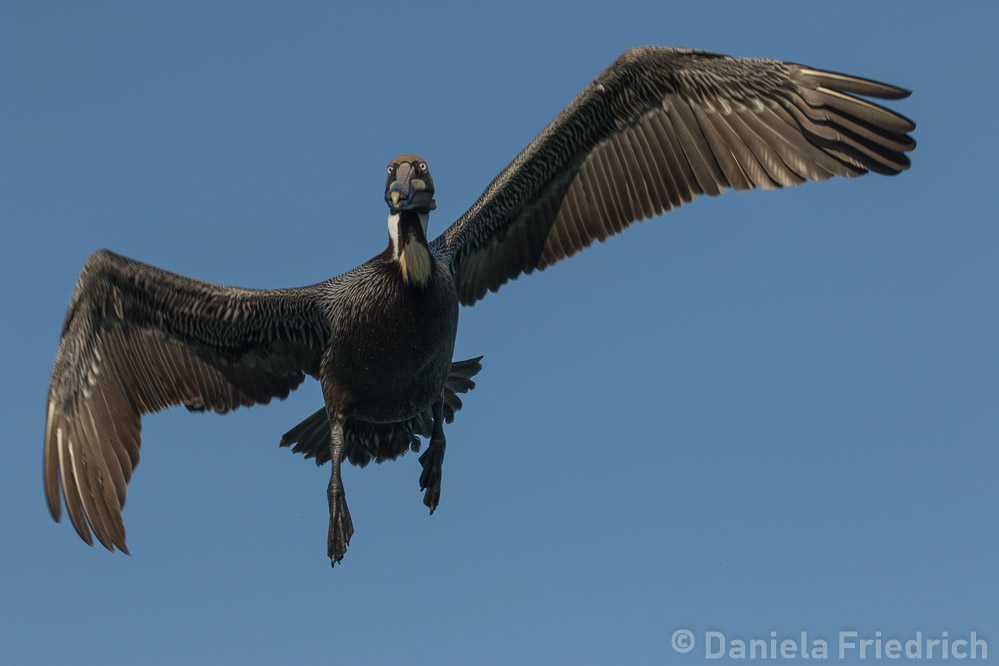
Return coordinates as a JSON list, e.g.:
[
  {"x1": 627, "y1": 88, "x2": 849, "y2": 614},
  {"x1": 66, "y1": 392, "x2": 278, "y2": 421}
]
[
  {"x1": 327, "y1": 486, "x2": 354, "y2": 566},
  {"x1": 419, "y1": 438, "x2": 445, "y2": 514}
]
